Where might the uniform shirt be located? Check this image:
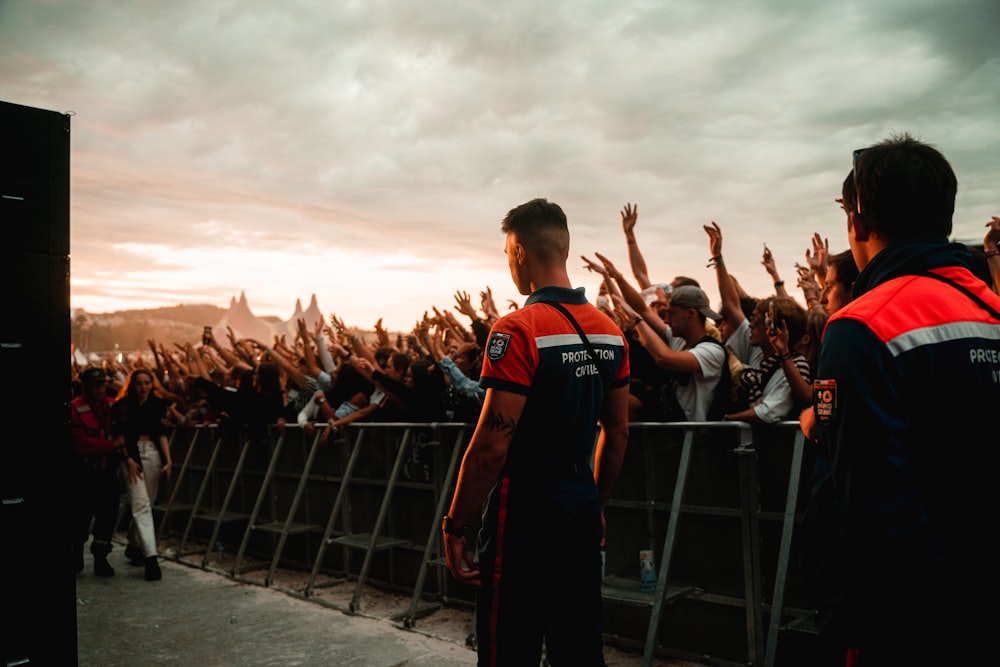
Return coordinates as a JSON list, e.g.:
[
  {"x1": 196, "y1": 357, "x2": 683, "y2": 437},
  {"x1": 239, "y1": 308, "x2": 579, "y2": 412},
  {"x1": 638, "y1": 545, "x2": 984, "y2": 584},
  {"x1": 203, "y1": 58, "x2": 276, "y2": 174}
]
[
  {"x1": 803, "y1": 240, "x2": 1000, "y2": 647},
  {"x1": 479, "y1": 286, "x2": 629, "y2": 474}
]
